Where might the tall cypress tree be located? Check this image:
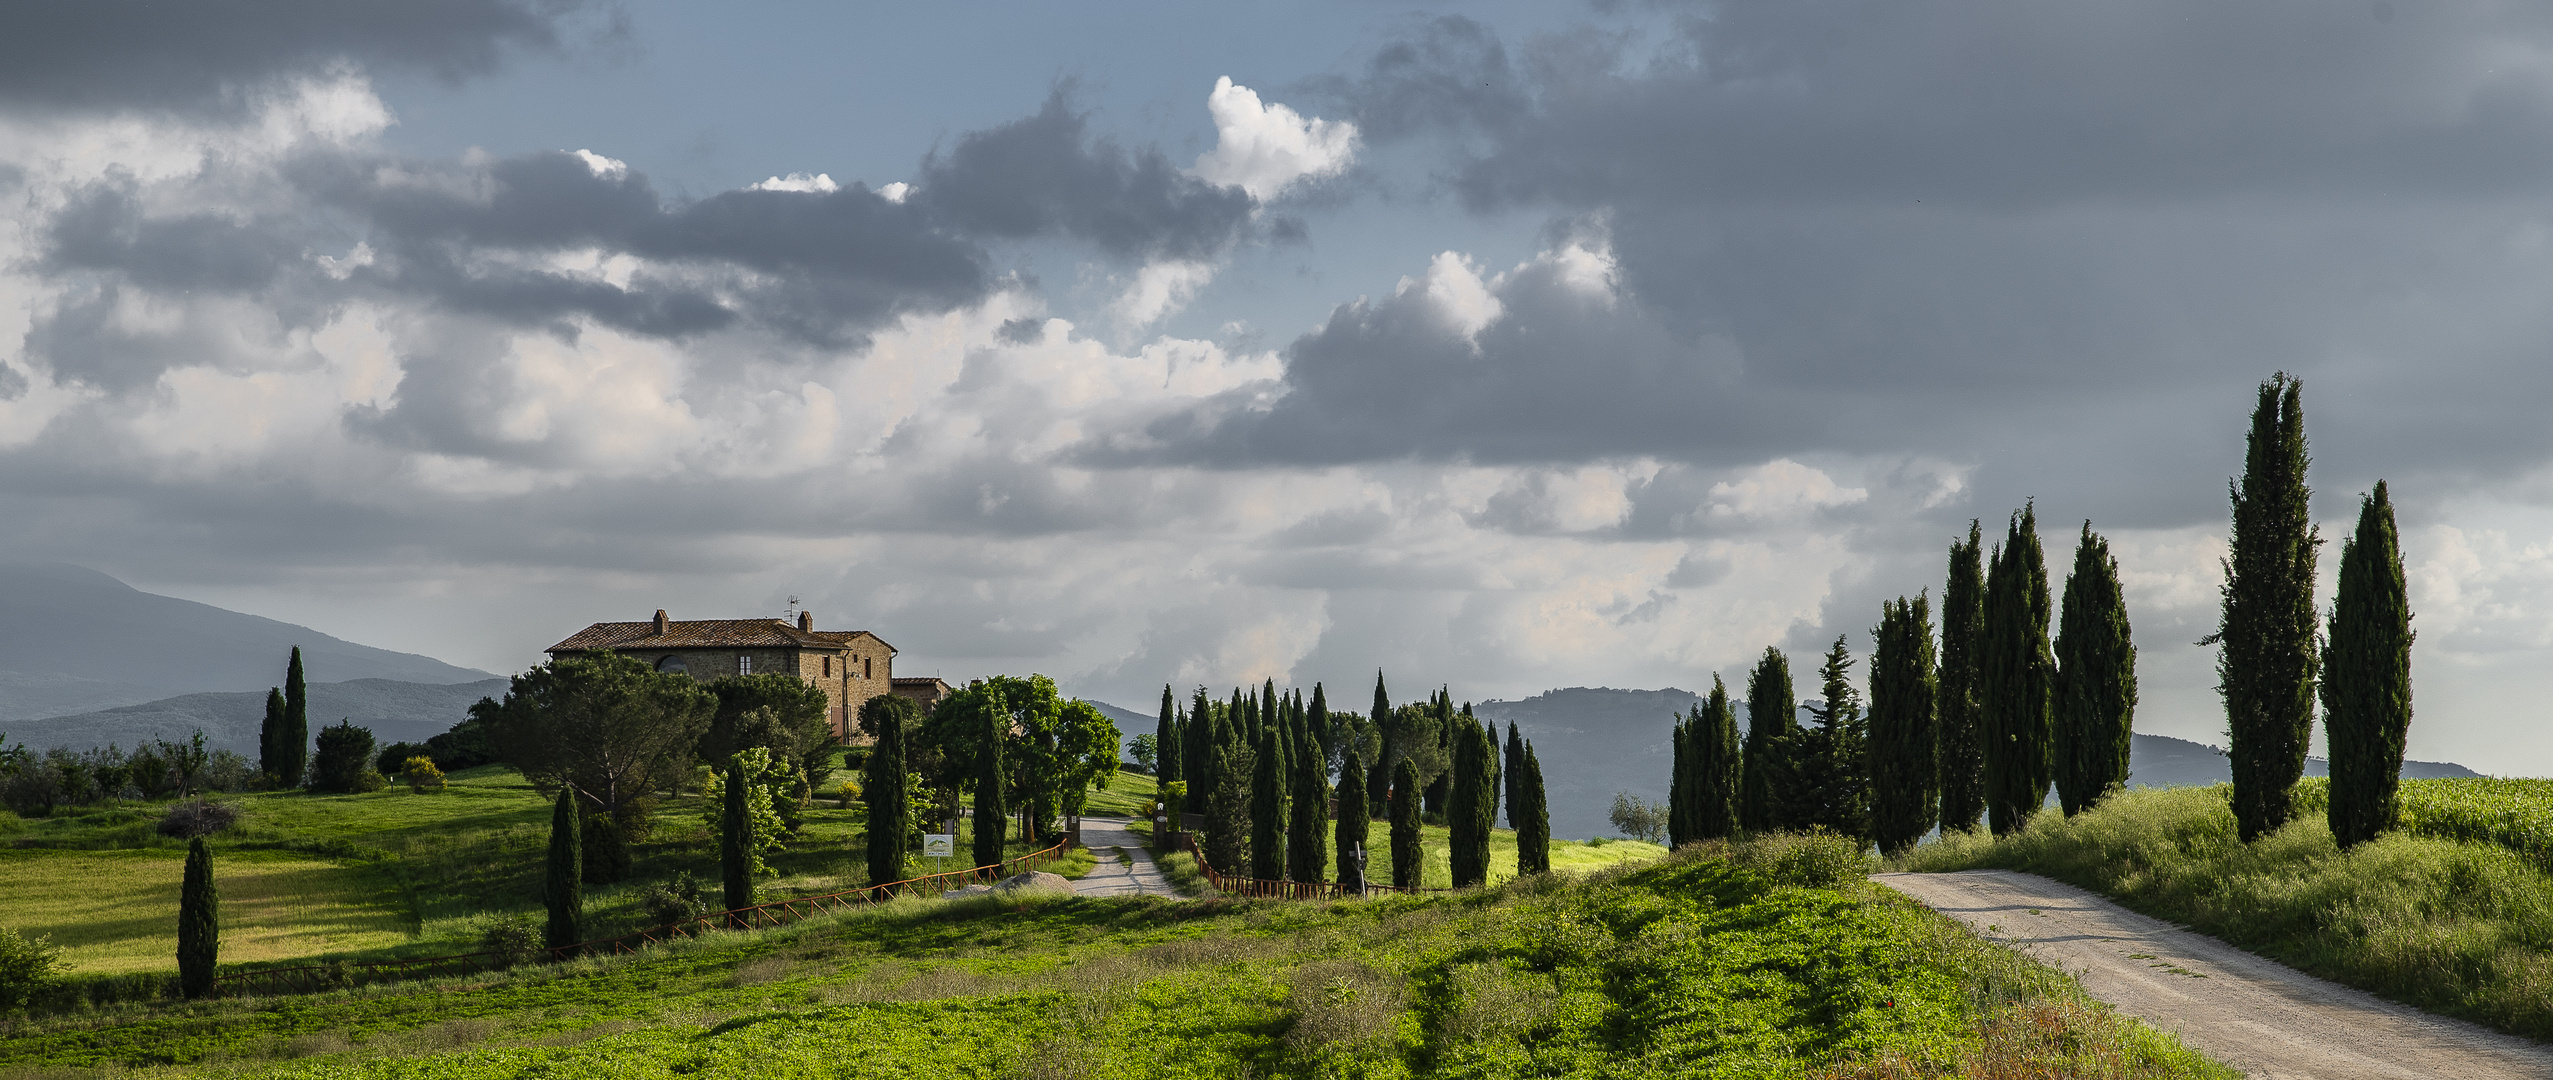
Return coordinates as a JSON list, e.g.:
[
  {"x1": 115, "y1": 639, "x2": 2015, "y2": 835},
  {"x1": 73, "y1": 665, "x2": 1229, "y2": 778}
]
[
  {"x1": 1368, "y1": 672, "x2": 1393, "y2": 819},
  {"x1": 1503, "y1": 722, "x2": 1524, "y2": 829},
  {"x1": 1185, "y1": 688, "x2": 1213, "y2": 814},
  {"x1": 865, "y1": 698, "x2": 912, "y2": 888},
  {"x1": 1668, "y1": 706, "x2": 1696, "y2": 847},
  {"x1": 258, "y1": 687, "x2": 286, "y2": 785},
  {"x1": 1308, "y1": 683, "x2": 1333, "y2": 772},
  {"x1": 1155, "y1": 685, "x2": 1182, "y2": 787},
  {"x1": 2325, "y1": 481, "x2": 2413, "y2": 850},
  {"x1": 1983, "y1": 506, "x2": 2056, "y2": 836},
  {"x1": 1250, "y1": 723, "x2": 1287, "y2": 879},
  {"x1": 1739, "y1": 647, "x2": 1798, "y2": 833},
  {"x1": 1204, "y1": 741, "x2": 1252, "y2": 873},
  {"x1": 544, "y1": 788, "x2": 583, "y2": 951},
  {"x1": 1422, "y1": 692, "x2": 1454, "y2": 815},
  {"x1": 1800, "y1": 636, "x2": 1868, "y2": 838},
  {"x1": 281, "y1": 647, "x2": 309, "y2": 787},
  {"x1": 1335, "y1": 749, "x2": 1370, "y2": 891},
  {"x1": 1389, "y1": 759, "x2": 1423, "y2": 889},
  {"x1": 177, "y1": 836, "x2": 218, "y2": 998},
  {"x1": 1516, "y1": 741, "x2": 1551, "y2": 875},
  {"x1": 1288, "y1": 703, "x2": 1328, "y2": 882},
  {"x1": 1448, "y1": 715, "x2": 1492, "y2": 888},
  {"x1": 973, "y1": 703, "x2": 1008, "y2": 871},
  {"x1": 1869, "y1": 594, "x2": 1940, "y2": 854},
  {"x1": 1938, "y1": 522, "x2": 1988, "y2": 832},
  {"x1": 1694, "y1": 674, "x2": 1741, "y2": 839},
  {"x1": 2213, "y1": 374, "x2": 2322, "y2": 842},
  {"x1": 2055, "y1": 523, "x2": 2138, "y2": 817},
  {"x1": 720, "y1": 755, "x2": 753, "y2": 918}
]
